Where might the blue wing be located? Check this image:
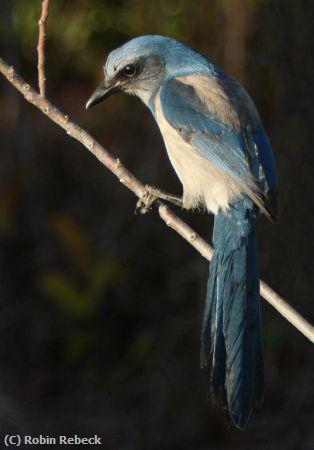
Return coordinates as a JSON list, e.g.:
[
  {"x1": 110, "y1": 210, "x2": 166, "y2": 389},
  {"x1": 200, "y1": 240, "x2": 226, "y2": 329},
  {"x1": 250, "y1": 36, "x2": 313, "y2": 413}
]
[{"x1": 157, "y1": 76, "x2": 278, "y2": 220}]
